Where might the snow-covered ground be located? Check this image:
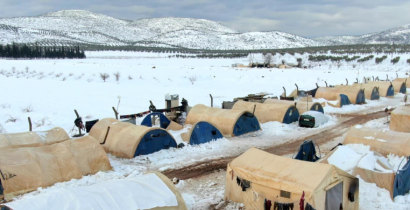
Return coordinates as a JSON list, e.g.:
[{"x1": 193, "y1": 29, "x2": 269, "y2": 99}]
[{"x1": 1, "y1": 51, "x2": 410, "y2": 209}]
